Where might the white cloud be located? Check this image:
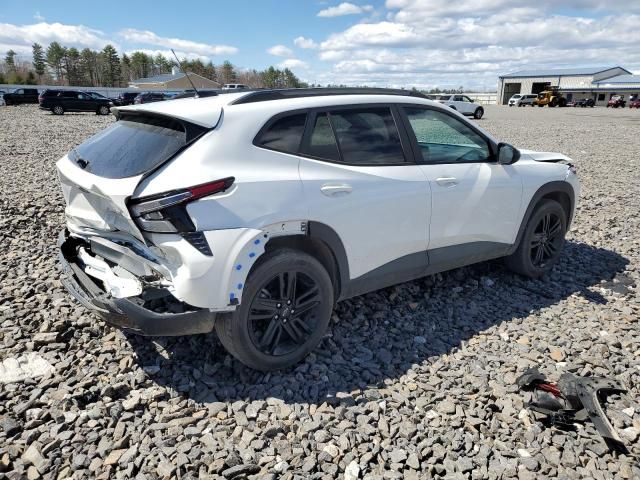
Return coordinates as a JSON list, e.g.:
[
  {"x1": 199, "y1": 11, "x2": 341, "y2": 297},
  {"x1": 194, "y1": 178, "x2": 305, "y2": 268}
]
[
  {"x1": 119, "y1": 28, "x2": 237, "y2": 56},
  {"x1": 267, "y1": 44, "x2": 294, "y2": 57},
  {"x1": 294, "y1": 36, "x2": 318, "y2": 49},
  {"x1": 33, "y1": 11, "x2": 45, "y2": 22},
  {"x1": 320, "y1": 21, "x2": 421, "y2": 50},
  {"x1": 310, "y1": 6, "x2": 640, "y2": 89},
  {"x1": 318, "y1": 2, "x2": 374, "y2": 17},
  {"x1": 279, "y1": 59, "x2": 309, "y2": 70},
  {"x1": 0, "y1": 21, "x2": 112, "y2": 55}
]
